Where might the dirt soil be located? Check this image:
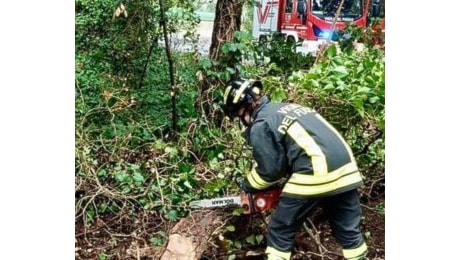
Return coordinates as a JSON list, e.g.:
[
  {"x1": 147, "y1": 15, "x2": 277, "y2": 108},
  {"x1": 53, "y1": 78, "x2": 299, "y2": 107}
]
[
  {"x1": 200, "y1": 196, "x2": 385, "y2": 260},
  {"x1": 75, "y1": 195, "x2": 384, "y2": 260}
]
